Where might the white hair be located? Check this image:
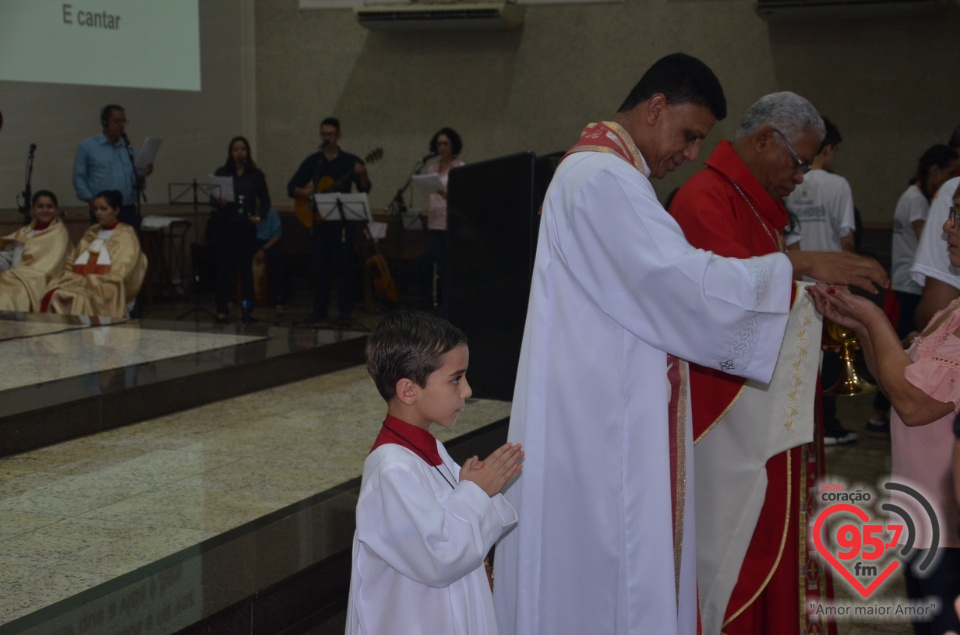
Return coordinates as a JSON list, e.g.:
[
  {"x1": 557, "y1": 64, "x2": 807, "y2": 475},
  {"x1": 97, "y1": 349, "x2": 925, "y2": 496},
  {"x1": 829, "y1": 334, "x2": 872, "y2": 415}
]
[{"x1": 735, "y1": 91, "x2": 825, "y2": 144}]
